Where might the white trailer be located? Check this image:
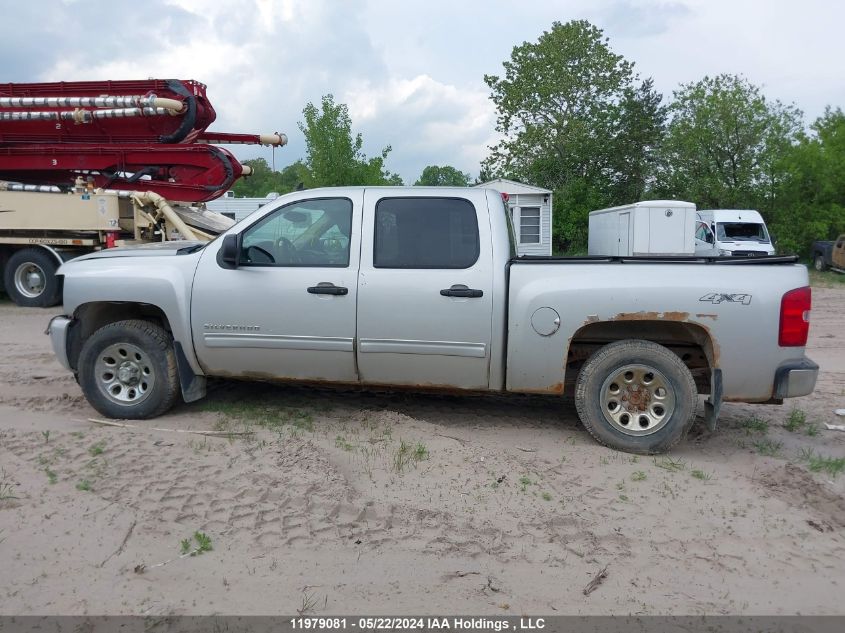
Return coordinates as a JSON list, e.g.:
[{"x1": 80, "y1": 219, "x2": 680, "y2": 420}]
[{"x1": 588, "y1": 200, "x2": 696, "y2": 257}]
